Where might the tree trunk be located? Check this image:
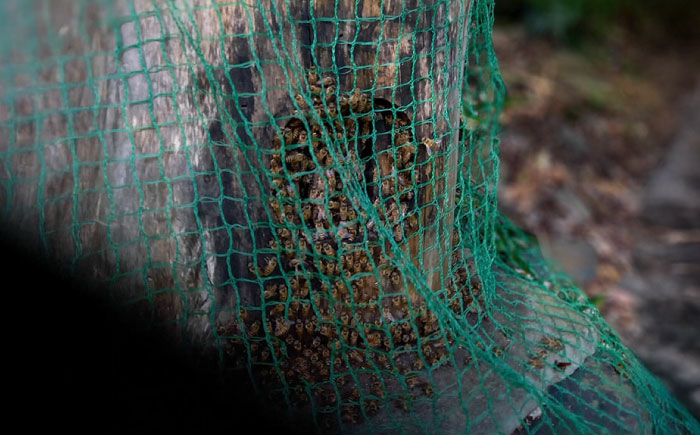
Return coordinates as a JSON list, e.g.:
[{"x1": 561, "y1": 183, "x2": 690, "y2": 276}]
[
  {"x1": 1, "y1": 0, "x2": 471, "y2": 346},
  {"x1": 3, "y1": 3, "x2": 618, "y2": 434}
]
